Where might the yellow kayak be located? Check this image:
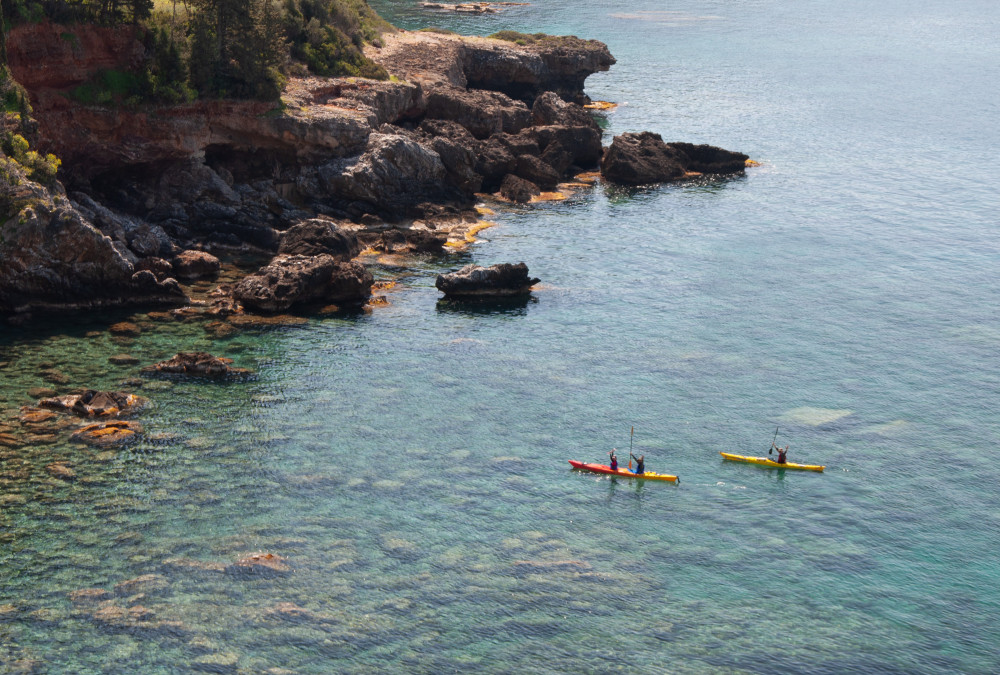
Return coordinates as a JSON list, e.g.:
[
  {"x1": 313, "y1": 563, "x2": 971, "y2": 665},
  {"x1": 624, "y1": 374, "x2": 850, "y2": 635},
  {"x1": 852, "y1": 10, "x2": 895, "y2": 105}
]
[{"x1": 720, "y1": 452, "x2": 825, "y2": 472}]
